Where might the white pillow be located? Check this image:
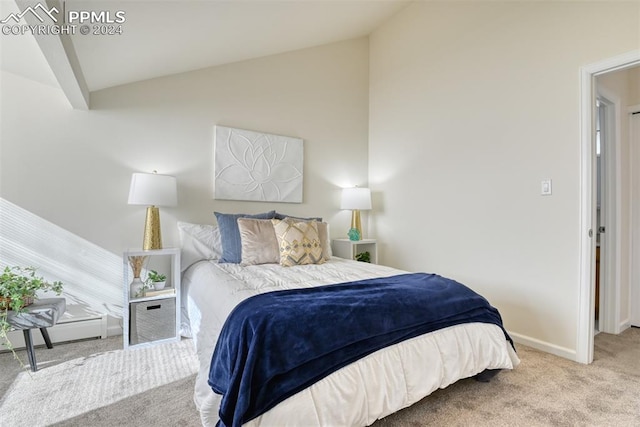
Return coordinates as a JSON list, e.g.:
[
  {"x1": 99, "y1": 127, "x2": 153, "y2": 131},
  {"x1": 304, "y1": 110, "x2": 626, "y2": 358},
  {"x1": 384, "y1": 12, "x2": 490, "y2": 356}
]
[{"x1": 177, "y1": 221, "x2": 222, "y2": 271}]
